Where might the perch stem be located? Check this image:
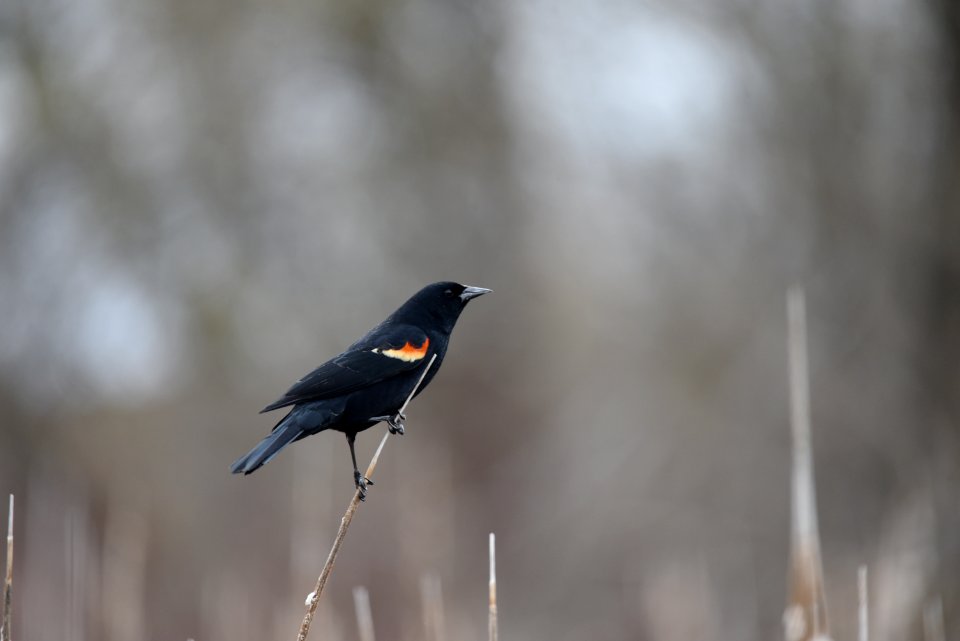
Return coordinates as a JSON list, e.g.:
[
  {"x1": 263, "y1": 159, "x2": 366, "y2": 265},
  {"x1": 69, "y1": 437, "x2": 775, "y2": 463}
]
[{"x1": 296, "y1": 355, "x2": 437, "y2": 641}]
